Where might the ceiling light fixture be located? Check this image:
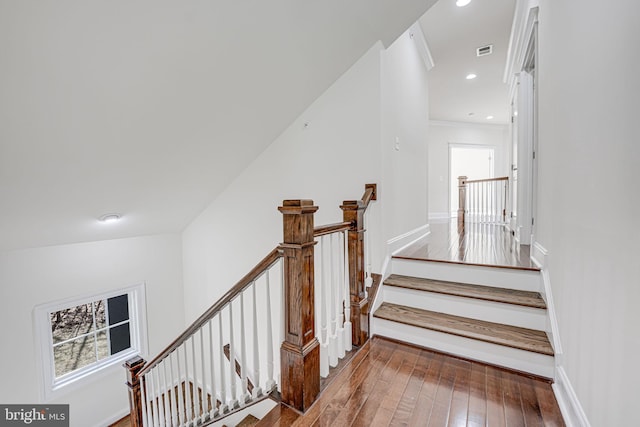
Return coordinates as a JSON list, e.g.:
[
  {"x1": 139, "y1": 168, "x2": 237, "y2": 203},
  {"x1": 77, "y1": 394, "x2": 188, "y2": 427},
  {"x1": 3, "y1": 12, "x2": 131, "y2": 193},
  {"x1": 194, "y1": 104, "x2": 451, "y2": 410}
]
[
  {"x1": 456, "y1": 0, "x2": 472, "y2": 7},
  {"x1": 466, "y1": 73, "x2": 477, "y2": 80},
  {"x1": 486, "y1": 115, "x2": 494, "y2": 120},
  {"x1": 99, "y1": 213, "x2": 122, "y2": 224}
]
